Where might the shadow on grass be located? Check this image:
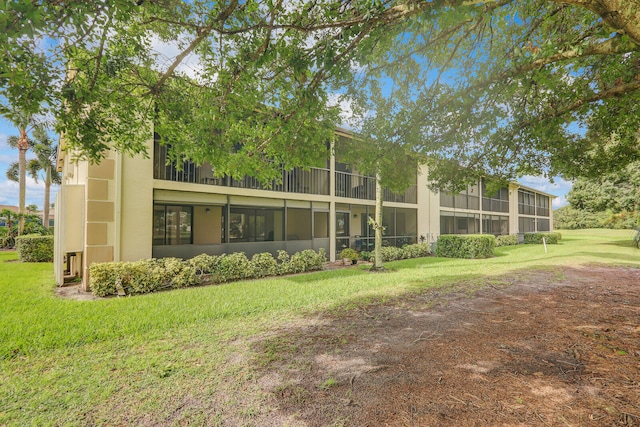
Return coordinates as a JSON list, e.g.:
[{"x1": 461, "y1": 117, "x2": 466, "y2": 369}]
[
  {"x1": 285, "y1": 268, "x2": 365, "y2": 283},
  {"x1": 603, "y1": 240, "x2": 638, "y2": 249}
]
